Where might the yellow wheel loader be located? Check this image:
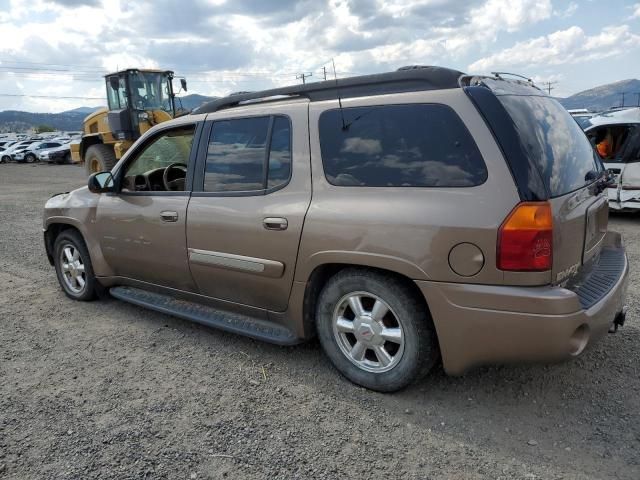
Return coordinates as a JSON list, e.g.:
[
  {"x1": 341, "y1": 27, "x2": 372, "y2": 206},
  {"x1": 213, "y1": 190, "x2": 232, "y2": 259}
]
[{"x1": 71, "y1": 69, "x2": 187, "y2": 174}]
